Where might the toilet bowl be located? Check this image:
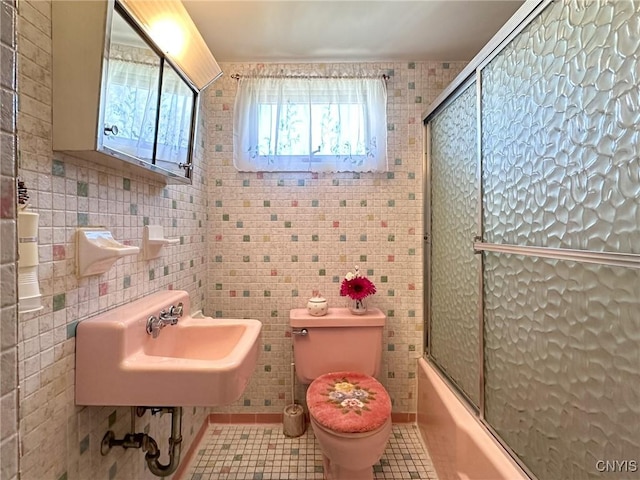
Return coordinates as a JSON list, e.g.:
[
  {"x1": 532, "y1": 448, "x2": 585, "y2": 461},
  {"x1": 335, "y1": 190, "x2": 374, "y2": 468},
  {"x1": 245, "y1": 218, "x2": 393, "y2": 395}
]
[
  {"x1": 290, "y1": 307, "x2": 392, "y2": 480},
  {"x1": 306, "y1": 371, "x2": 392, "y2": 480},
  {"x1": 311, "y1": 415, "x2": 393, "y2": 480}
]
